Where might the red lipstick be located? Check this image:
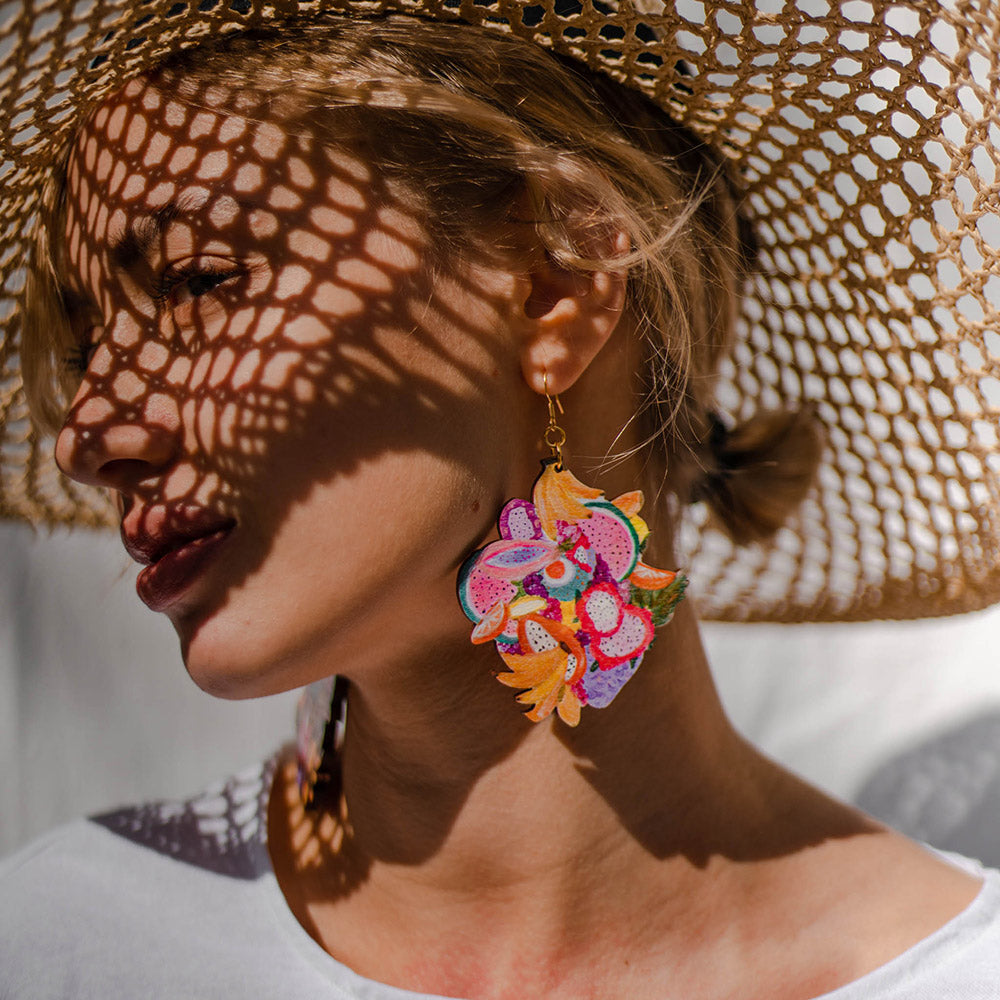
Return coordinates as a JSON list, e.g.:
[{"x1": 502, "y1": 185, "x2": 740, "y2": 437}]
[
  {"x1": 122, "y1": 510, "x2": 235, "y2": 612},
  {"x1": 135, "y1": 525, "x2": 233, "y2": 612}
]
